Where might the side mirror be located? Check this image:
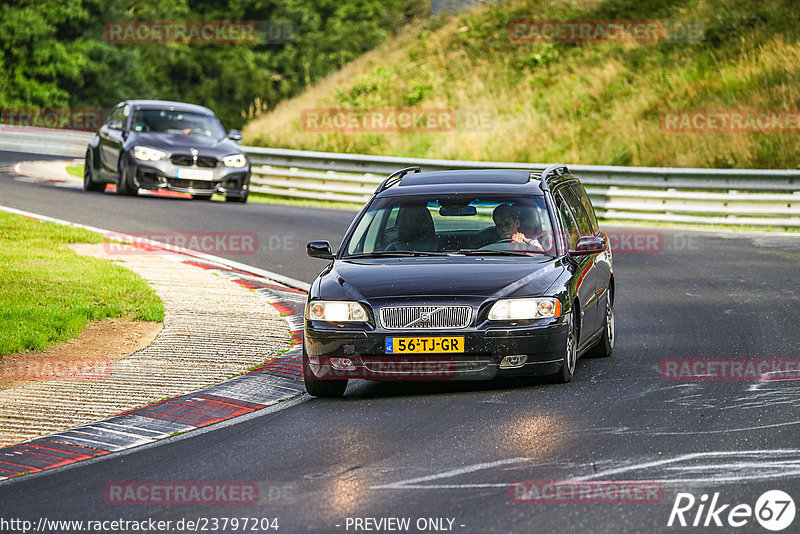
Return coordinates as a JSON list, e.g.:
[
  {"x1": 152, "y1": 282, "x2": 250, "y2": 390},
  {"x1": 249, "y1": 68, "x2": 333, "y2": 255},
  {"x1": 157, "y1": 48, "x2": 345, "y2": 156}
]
[
  {"x1": 307, "y1": 240, "x2": 334, "y2": 260},
  {"x1": 107, "y1": 119, "x2": 123, "y2": 130},
  {"x1": 227, "y1": 129, "x2": 243, "y2": 142},
  {"x1": 569, "y1": 235, "x2": 606, "y2": 256}
]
